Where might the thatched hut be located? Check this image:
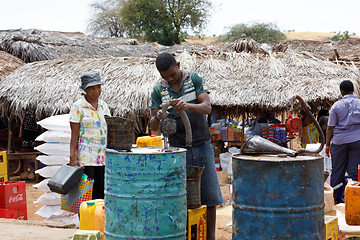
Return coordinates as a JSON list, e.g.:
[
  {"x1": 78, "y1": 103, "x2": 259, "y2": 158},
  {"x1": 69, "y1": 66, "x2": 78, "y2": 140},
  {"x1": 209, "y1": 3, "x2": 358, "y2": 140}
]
[
  {"x1": 0, "y1": 51, "x2": 25, "y2": 80},
  {"x1": 0, "y1": 29, "x2": 202, "y2": 63},
  {"x1": 0, "y1": 50, "x2": 359, "y2": 122}
]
